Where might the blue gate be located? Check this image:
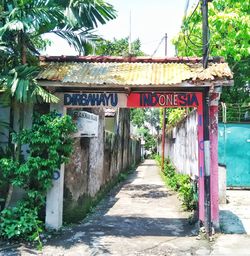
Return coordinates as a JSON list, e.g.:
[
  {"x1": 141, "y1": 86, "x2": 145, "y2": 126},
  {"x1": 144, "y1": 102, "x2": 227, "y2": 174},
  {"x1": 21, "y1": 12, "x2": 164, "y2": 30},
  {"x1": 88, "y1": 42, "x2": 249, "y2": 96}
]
[{"x1": 218, "y1": 123, "x2": 250, "y2": 187}]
